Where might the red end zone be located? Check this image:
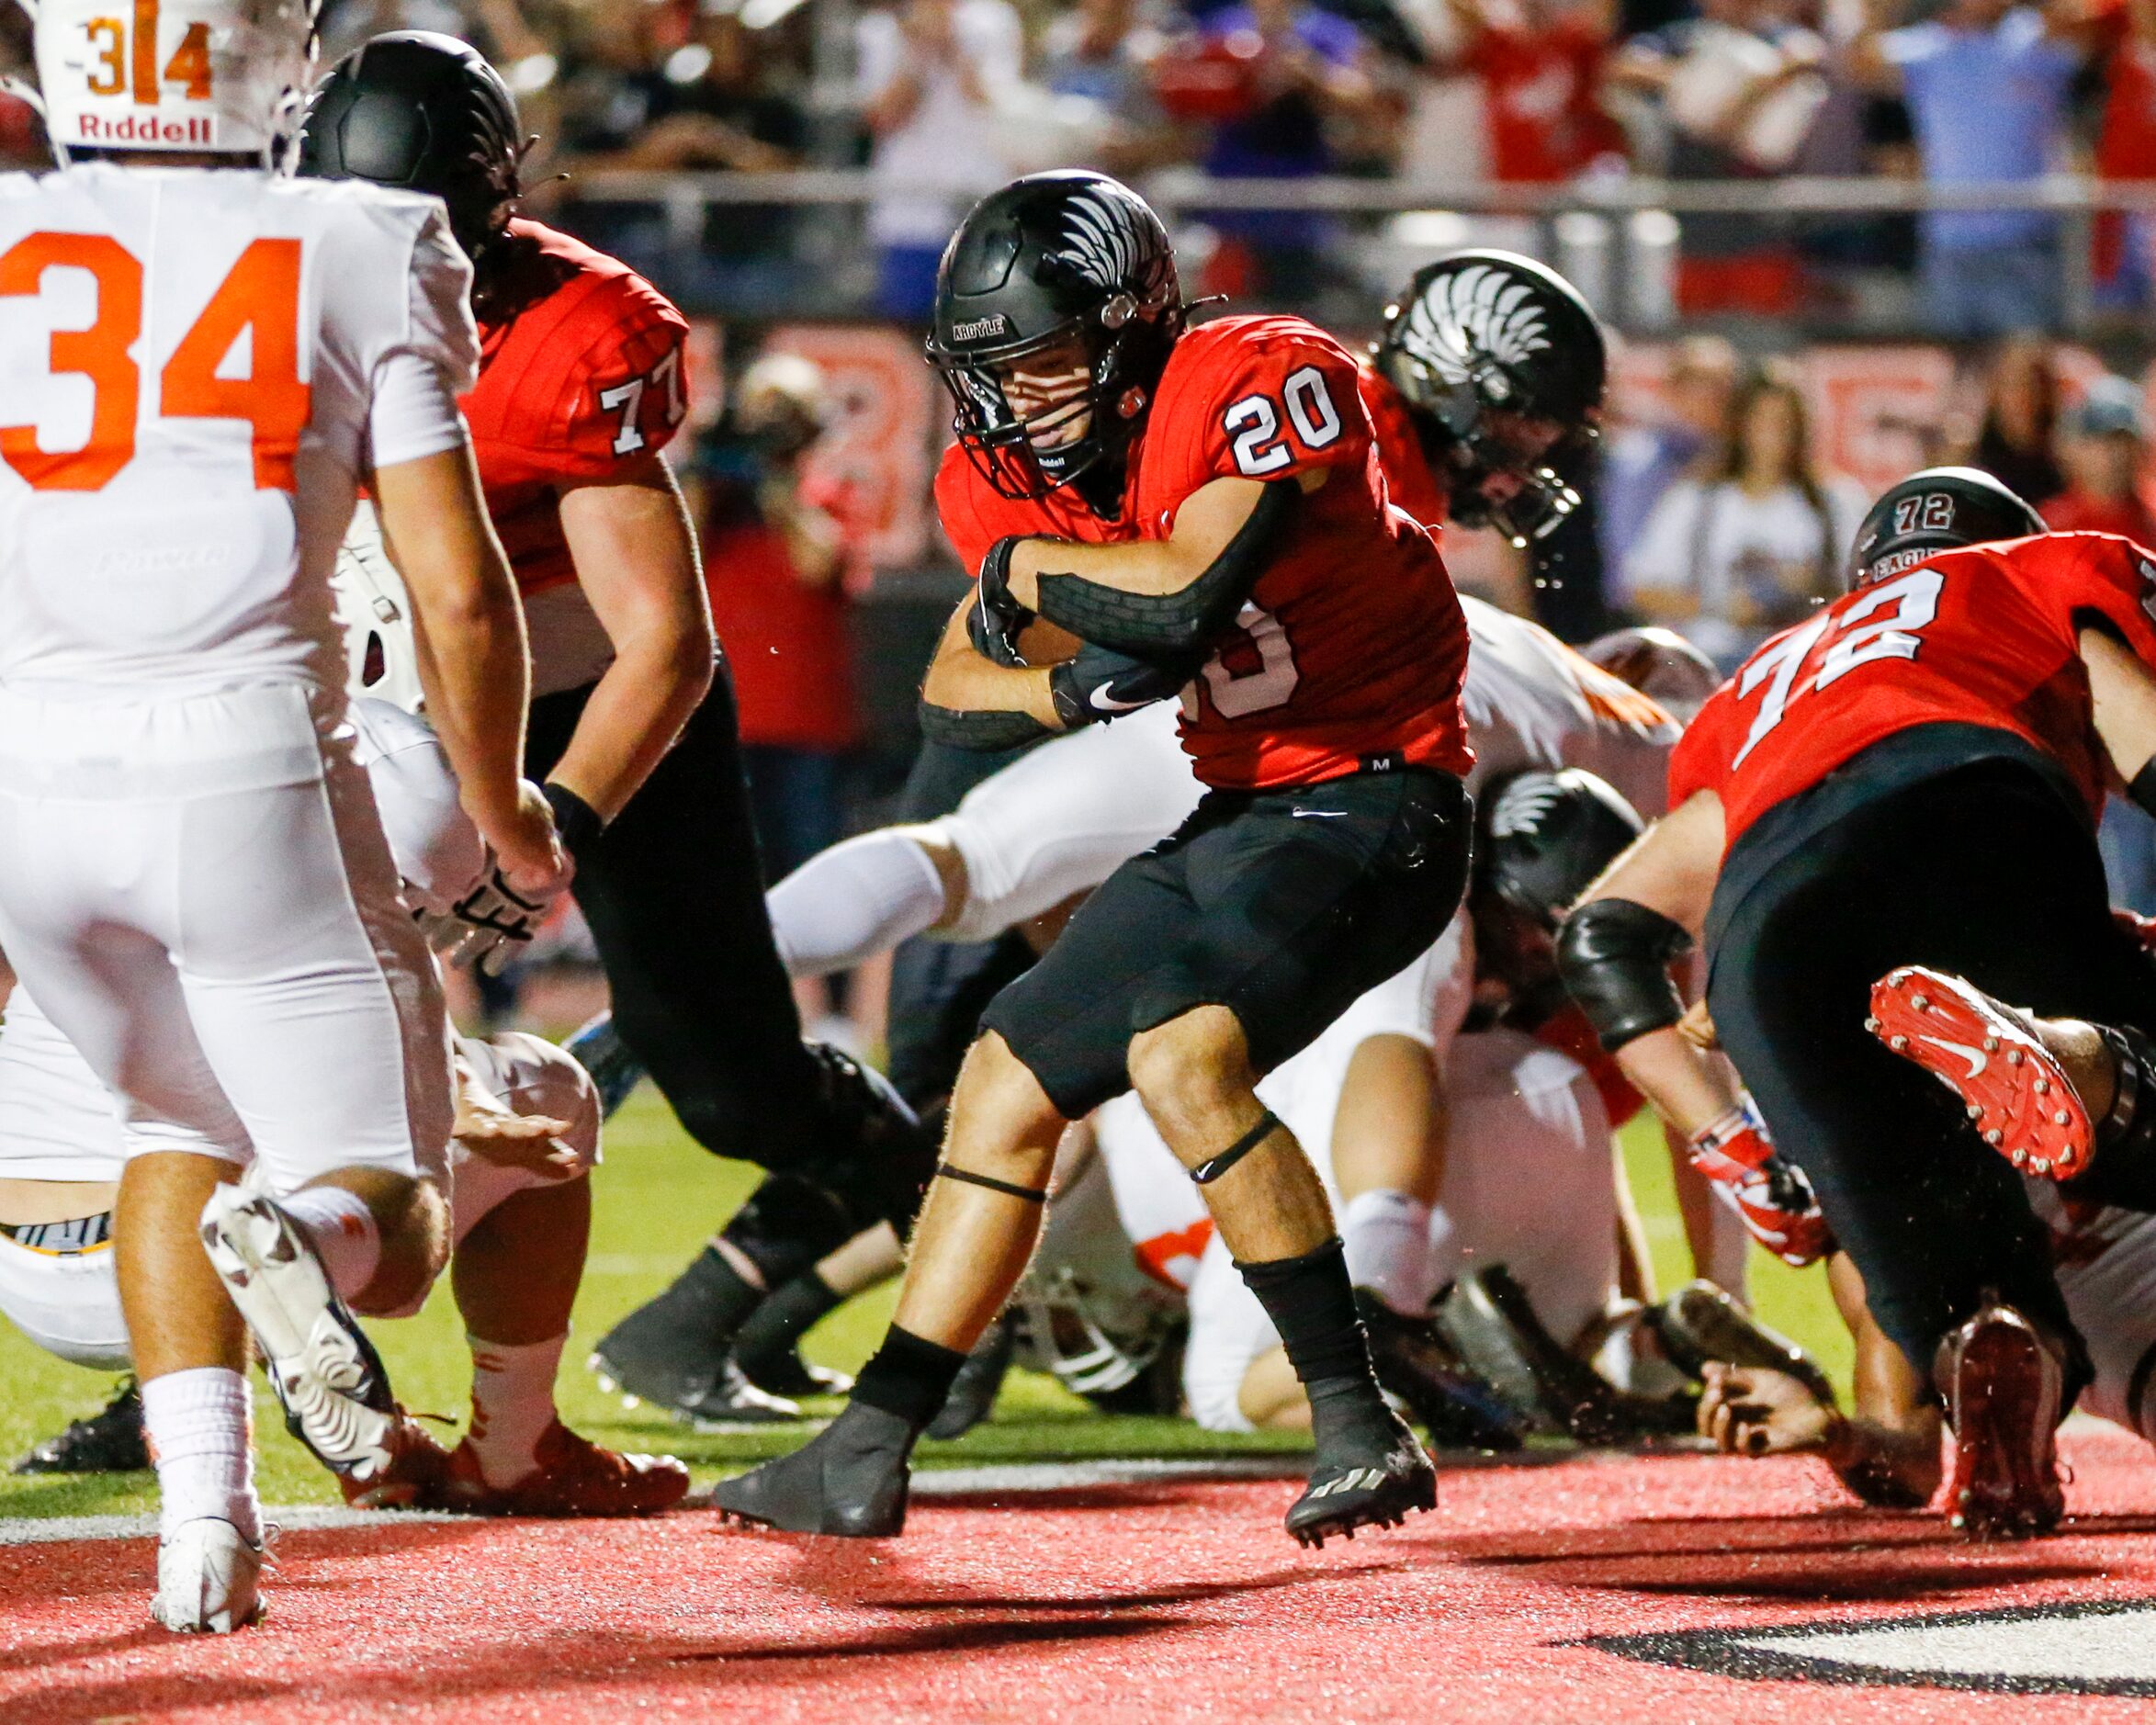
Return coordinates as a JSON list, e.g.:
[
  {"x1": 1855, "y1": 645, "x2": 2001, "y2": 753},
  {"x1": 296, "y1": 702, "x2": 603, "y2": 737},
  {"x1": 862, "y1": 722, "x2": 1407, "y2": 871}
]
[{"x1": 10, "y1": 1429, "x2": 2156, "y2": 1723}]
